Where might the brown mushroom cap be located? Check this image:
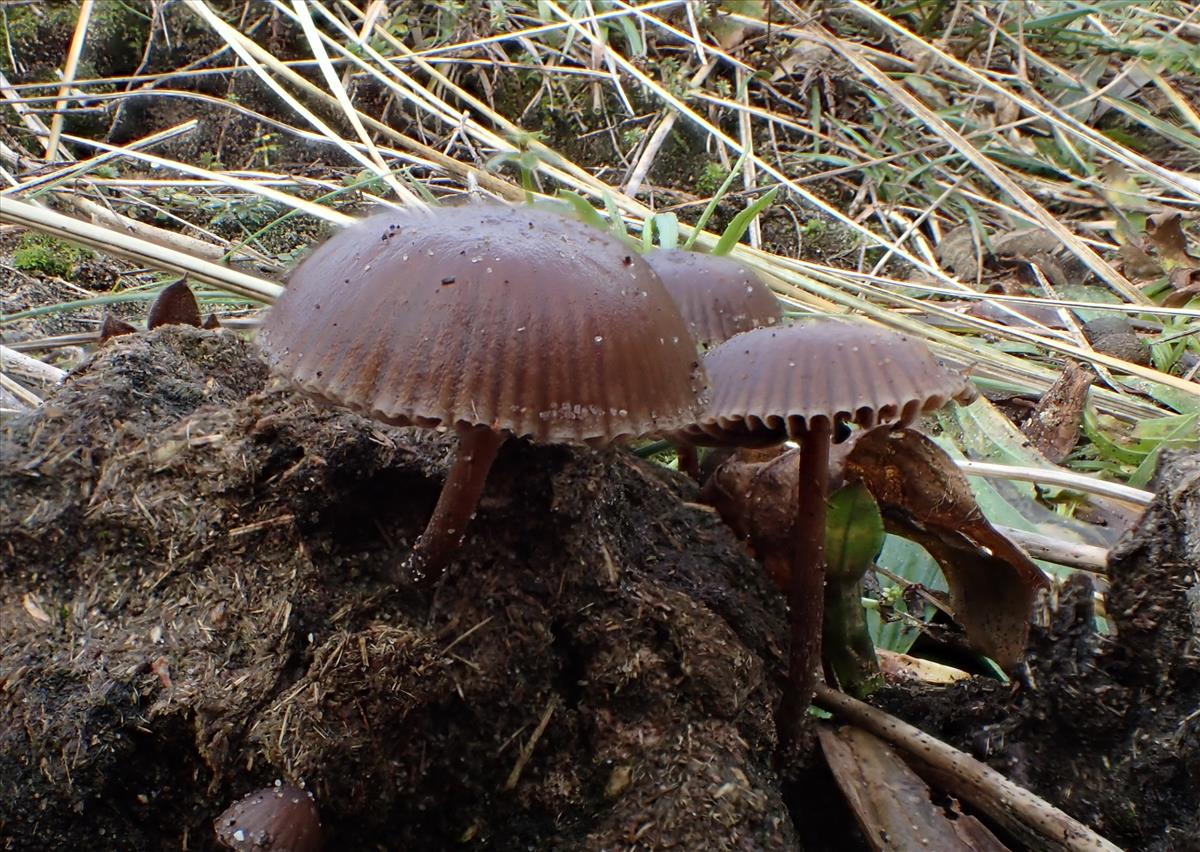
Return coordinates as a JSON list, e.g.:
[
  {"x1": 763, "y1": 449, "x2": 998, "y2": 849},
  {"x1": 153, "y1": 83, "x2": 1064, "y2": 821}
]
[
  {"x1": 645, "y1": 249, "x2": 783, "y2": 347},
  {"x1": 681, "y1": 319, "x2": 976, "y2": 446},
  {"x1": 258, "y1": 204, "x2": 707, "y2": 444},
  {"x1": 214, "y1": 783, "x2": 321, "y2": 852}
]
